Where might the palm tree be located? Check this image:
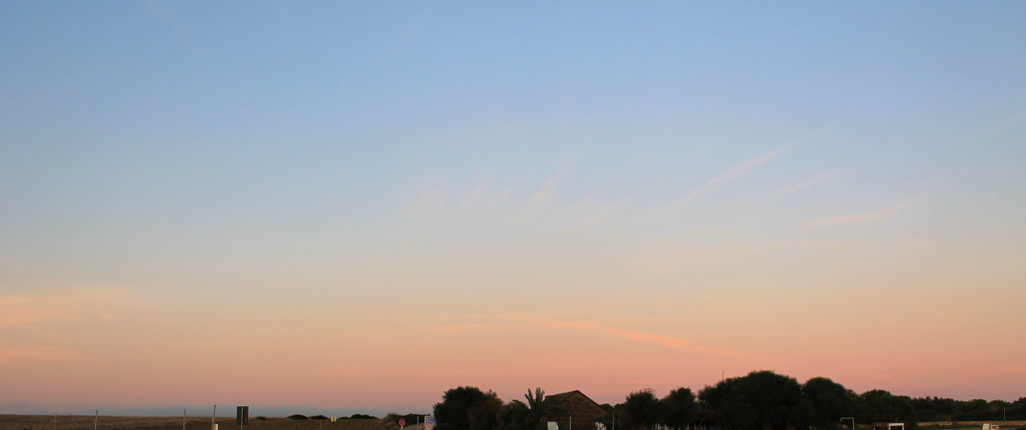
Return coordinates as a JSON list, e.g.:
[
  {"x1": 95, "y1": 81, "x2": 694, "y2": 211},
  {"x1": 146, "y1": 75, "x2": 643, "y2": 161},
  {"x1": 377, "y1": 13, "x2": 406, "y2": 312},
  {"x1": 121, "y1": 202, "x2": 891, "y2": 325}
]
[{"x1": 525, "y1": 388, "x2": 560, "y2": 430}]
